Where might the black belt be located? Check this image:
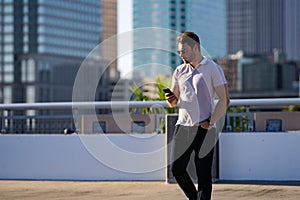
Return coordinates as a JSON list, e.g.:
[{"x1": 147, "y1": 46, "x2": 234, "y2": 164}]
[{"x1": 195, "y1": 117, "x2": 210, "y2": 126}]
